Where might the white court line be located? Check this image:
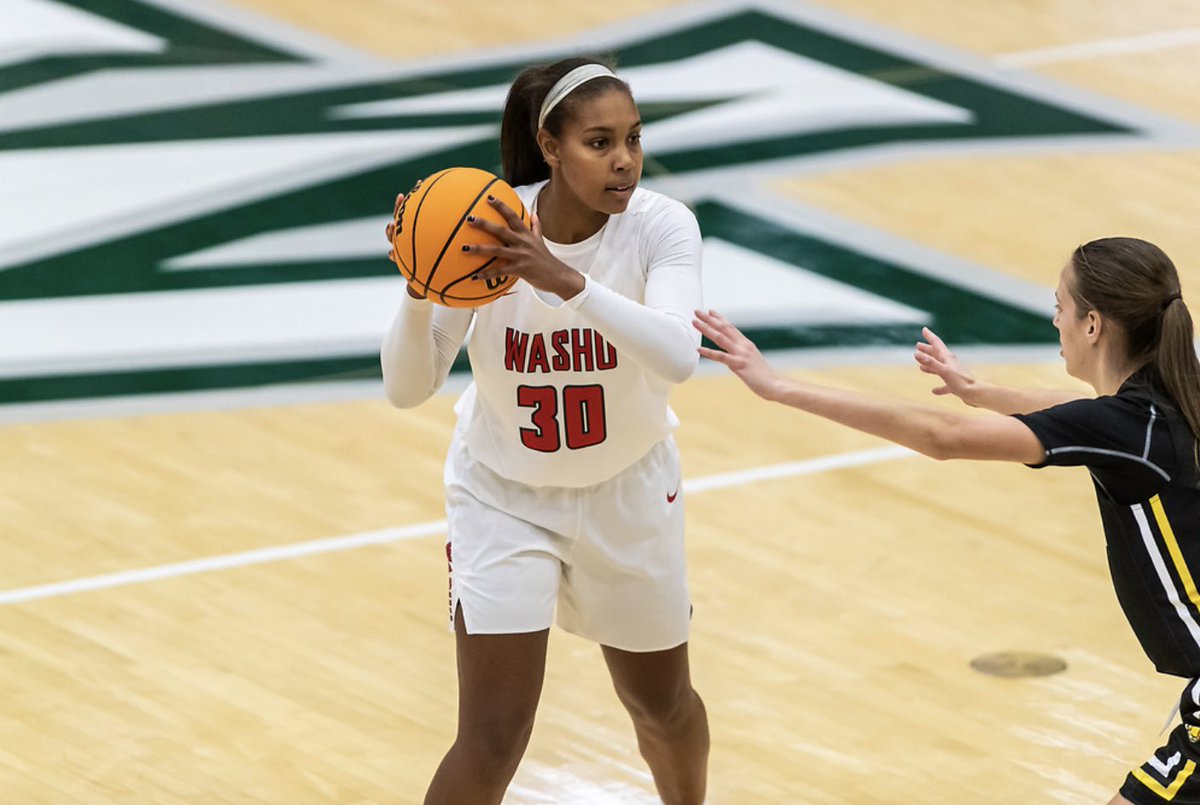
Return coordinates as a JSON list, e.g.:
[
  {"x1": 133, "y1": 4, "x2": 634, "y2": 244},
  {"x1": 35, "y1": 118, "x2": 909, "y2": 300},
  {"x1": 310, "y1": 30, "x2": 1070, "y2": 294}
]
[
  {"x1": 0, "y1": 444, "x2": 913, "y2": 606},
  {"x1": 0, "y1": 522, "x2": 447, "y2": 607},
  {"x1": 997, "y1": 29, "x2": 1200, "y2": 67},
  {"x1": 683, "y1": 444, "x2": 911, "y2": 493}
]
